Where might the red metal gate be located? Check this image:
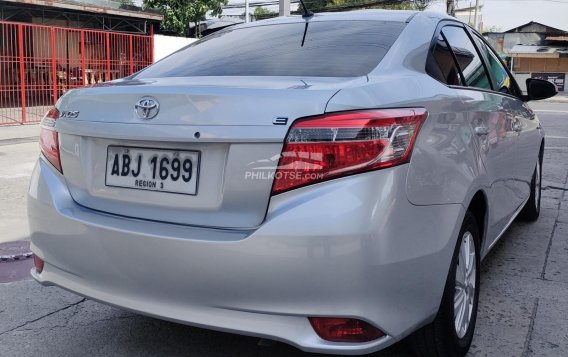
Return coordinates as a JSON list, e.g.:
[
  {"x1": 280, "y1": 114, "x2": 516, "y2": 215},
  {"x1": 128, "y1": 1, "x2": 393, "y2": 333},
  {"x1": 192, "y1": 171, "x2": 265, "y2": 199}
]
[{"x1": 0, "y1": 21, "x2": 153, "y2": 125}]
